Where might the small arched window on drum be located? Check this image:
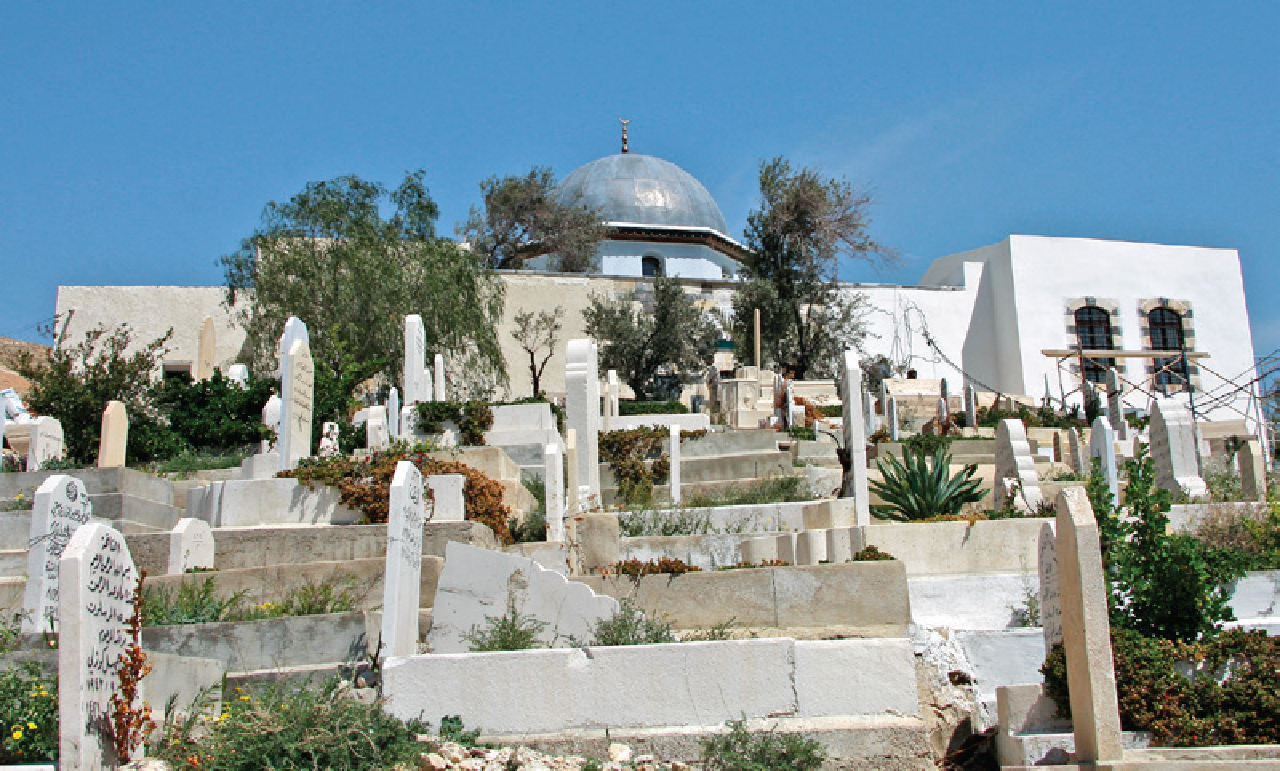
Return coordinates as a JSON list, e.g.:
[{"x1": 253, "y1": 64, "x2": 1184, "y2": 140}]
[
  {"x1": 642, "y1": 255, "x2": 663, "y2": 278},
  {"x1": 1149, "y1": 307, "x2": 1189, "y2": 392},
  {"x1": 1074, "y1": 306, "x2": 1115, "y2": 384}
]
